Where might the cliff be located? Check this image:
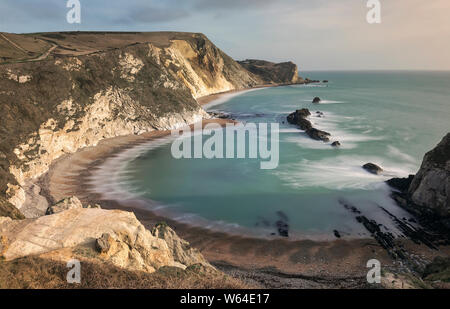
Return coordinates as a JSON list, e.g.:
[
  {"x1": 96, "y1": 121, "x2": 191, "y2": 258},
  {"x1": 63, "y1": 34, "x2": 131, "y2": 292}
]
[
  {"x1": 408, "y1": 133, "x2": 450, "y2": 217},
  {"x1": 237, "y1": 59, "x2": 300, "y2": 84},
  {"x1": 0, "y1": 32, "x2": 300, "y2": 218}
]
